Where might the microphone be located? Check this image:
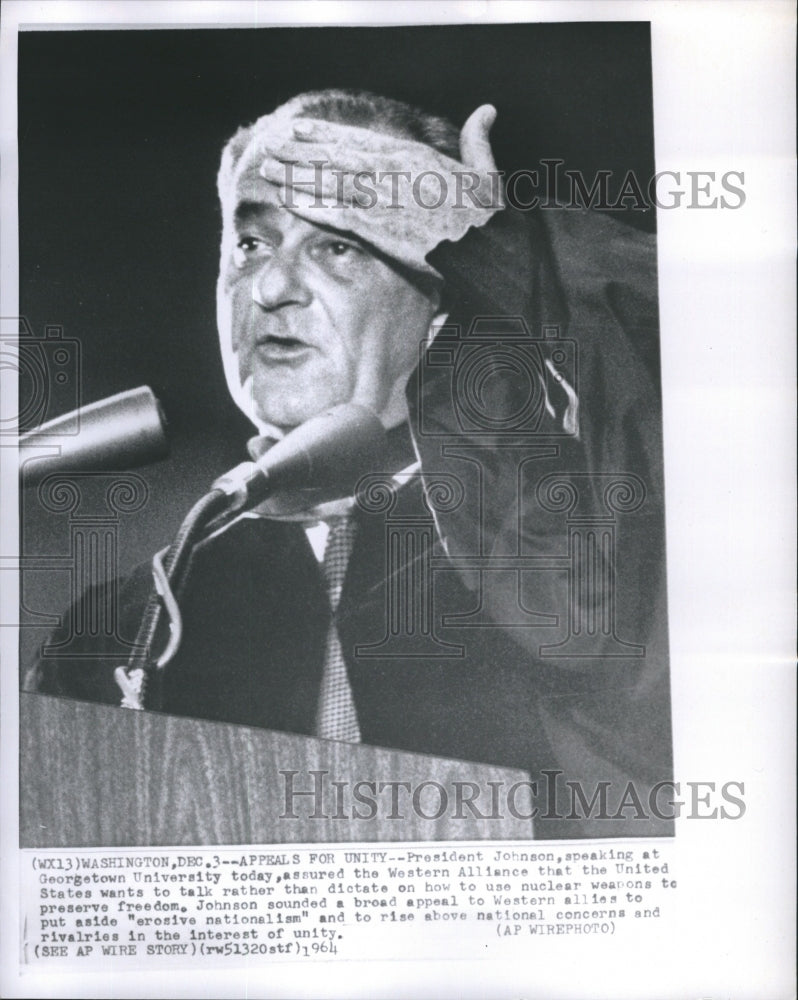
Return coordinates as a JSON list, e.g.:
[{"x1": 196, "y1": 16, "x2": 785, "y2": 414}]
[
  {"x1": 211, "y1": 403, "x2": 387, "y2": 516},
  {"x1": 18, "y1": 386, "x2": 169, "y2": 486},
  {"x1": 115, "y1": 402, "x2": 387, "y2": 699}
]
